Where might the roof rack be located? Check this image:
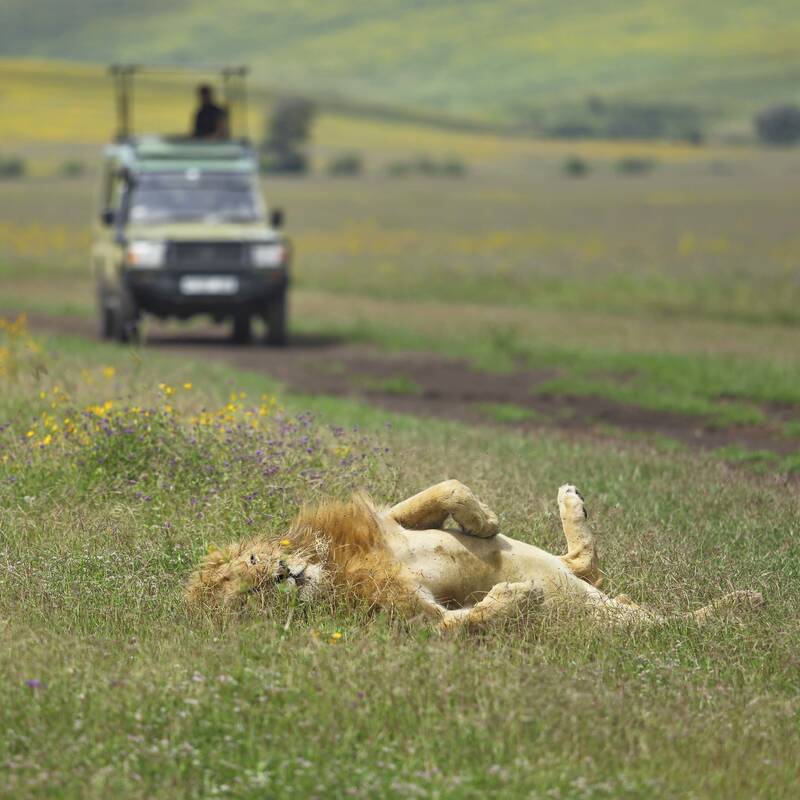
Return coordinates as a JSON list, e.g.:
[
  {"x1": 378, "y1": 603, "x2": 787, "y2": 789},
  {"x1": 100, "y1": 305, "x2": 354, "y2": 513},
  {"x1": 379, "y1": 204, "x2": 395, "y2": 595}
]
[
  {"x1": 105, "y1": 136, "x2": 257, "y2": 174},
  {"x1": 109, "y1": 64, "x2": 250, "y2": 144}
]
